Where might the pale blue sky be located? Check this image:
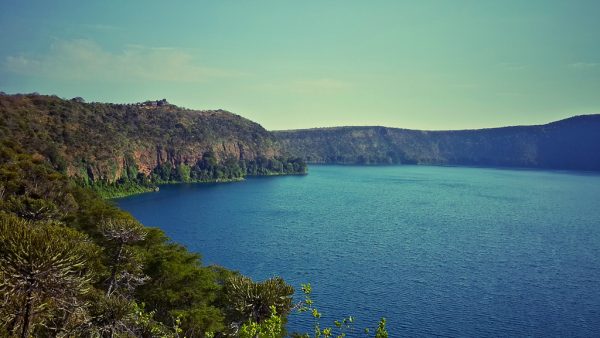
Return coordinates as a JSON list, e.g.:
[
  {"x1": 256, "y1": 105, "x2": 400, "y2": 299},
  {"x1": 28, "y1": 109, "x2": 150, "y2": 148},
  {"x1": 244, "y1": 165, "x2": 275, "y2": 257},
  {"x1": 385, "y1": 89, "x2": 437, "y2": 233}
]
[{"x1": 1, "y1": 0, "x2": 599, "y2": 130}]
